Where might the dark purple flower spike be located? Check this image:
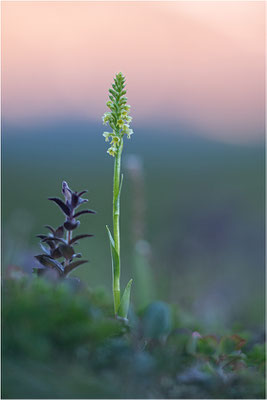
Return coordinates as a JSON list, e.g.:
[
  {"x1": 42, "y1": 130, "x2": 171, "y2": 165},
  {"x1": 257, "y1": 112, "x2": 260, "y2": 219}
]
[{"x1": 35, "y1": 181, "x2": 96, "y2": 278}]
